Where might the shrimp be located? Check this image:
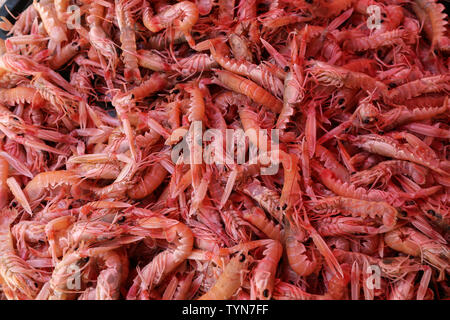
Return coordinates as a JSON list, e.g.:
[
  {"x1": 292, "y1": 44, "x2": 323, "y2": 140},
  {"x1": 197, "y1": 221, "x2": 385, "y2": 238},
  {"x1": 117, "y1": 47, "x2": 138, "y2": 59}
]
[
  {"x1": 351, "y1": 160, "x2": 429, "y2": 188},
  {"x1": 49, "y1": 41, "x2": 83, "y2": 70},
  {"x1": 215, "y1": 69, "x2": 283, "y2": 114},
  {"x1": 86, "y1": 3, "x2": 118, "y2": 80},
  {"x1": 0, "y1": 87, "x2": 46, "y2": 108},
  {"x1": 137, "y1": 50, "x2": 172, "y2": 72},
  {"x1": 0, "y1": 208, "x2": 48, "y2": 300},
  {"x1": 209, "y1": 40, "x2": 284, "y2": 98},
  {"x1": 273, "y1": 281, "x2": 328, "y2": 300},
  {"x1": 221, "y1": 239, "x2": 282, "y2": 300},
  {"x1": 385, "y1": 227, "x2": 449, "y2": 280},
  {"x1": 144, "y1": 1, "x2": 199, "y2": 48},
  {"x1": 308, "y1": 60, "x2": 389, "y2": 99},
  {"x1": 47, "y1": 249, "x2": 91, "y2": 300},
  {"x1": 350, "y1": 134, "x2": 449, "y2": 176},
  {"x1": 128, "y1": 73, "x2": 167, "y2": 100},
  {"x1": 343, "y1": 29, "x2": 409, "y2": 52},
  {"x1": 0, "y1": 155, "x2": 8, "y2": 209},
  {"x1": 389, "y1": 75, "x2": 450, "y2": 102},
  {"x1": 174, "y1": 53, "x2": 218, "y2": 77},
  {"x1": 33, "y1": 0, "x2": 68, "y2": 49},
  {"x1": 23, "y1": 170, "x2": 81, "y2": 204},
  {"x1": 284, "y1": 224, "x2": 321, "y2": 277},
  {"x1": 412, "y1": 0, "x2": 448, "y2": 51},
  {"x1": 316, "y1": 216, "x2": 381, "y2": 236},
  {"x1": 312, "y1": 162, "x2": 403, "y2": 206},
  {"x1": 115, "y1": 0, "x2": 141, "y2": 83},
  {"x1": 198, "y1": 251, "x2": 250, "y2": 300},
  {"x1": 88, "y1": 247, "x2": 128, "y2": 300},
  {"x1": 241, "y1": 207, "x2": 282, "y2": 241},
  {"x1": 127, "y1": 163, "x2": 168, "y2": 200},
  {"x1": 242, "y1": 180, "x2": 283, "y2": 223},
  {"x1": 276, "y1": 32, "x2": 305, "y2": 132},
  {"x1": 311, "y1": 196, "x2": 398, "y2": 230},
  {"x1": 380, "y1": 98, "x2": 449, "y2": 129},
  {"x1": 126, "y1": 217, "x2": 193, "y2": 300}
]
